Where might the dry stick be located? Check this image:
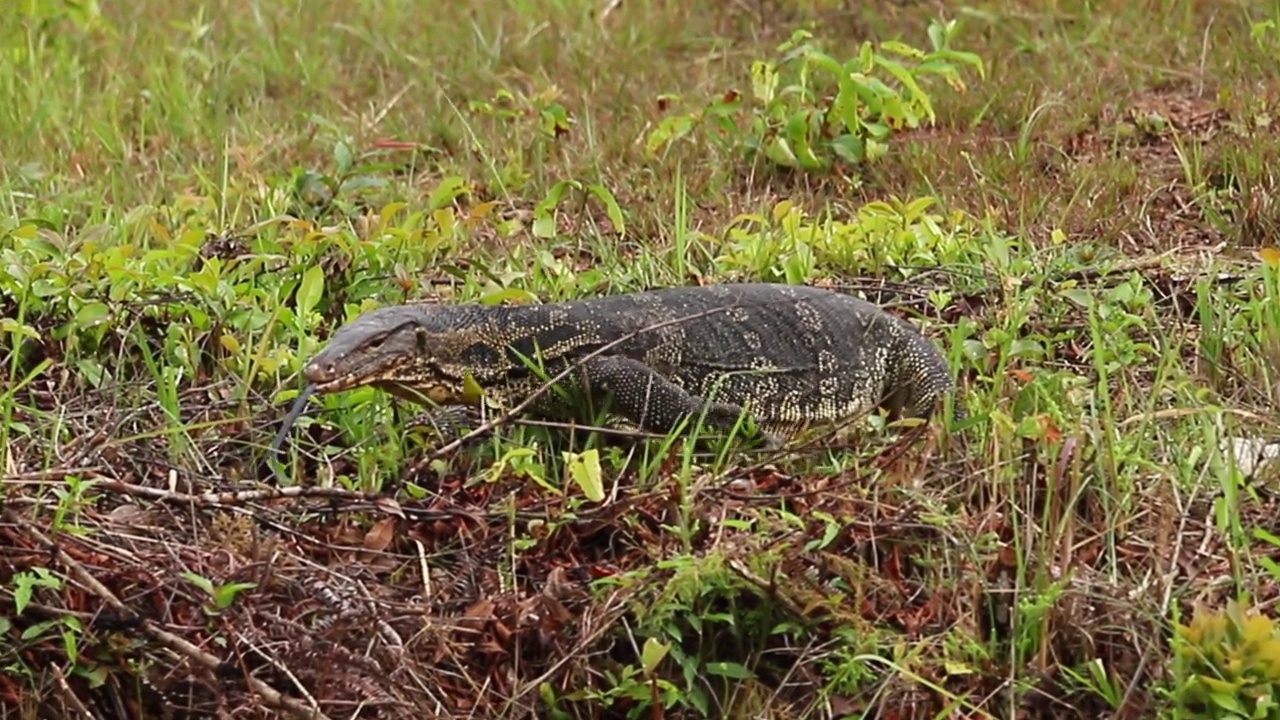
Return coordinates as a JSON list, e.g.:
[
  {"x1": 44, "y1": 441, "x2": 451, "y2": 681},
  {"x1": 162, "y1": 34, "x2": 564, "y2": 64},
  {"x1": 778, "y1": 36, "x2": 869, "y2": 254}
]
[
  {"x1": 95, "y1": 477, "x2": 387, "y2": 507},
  {"x1": 90, "y1": 473, "x2": 633, "y2": 530},
  {"x1": 1, "y1": 466, "x2": 103, "y2": 483},
  {"x1": 717, "y1": 423, "x2": 934, "y2": 506},
  {"x1": 2, "y1": 508, "x2": 332, "y2": 720},
  {"x1": 501, "y1": 592, "x2": 633, "y2": 712},
  {"x1": 51, "y1": 663, "x2": 95, "y2": 720}
]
